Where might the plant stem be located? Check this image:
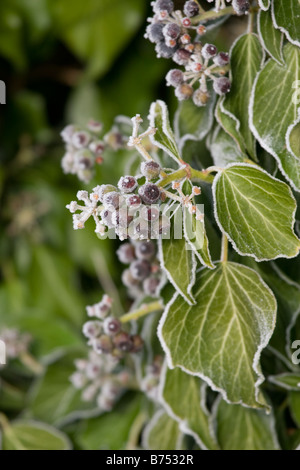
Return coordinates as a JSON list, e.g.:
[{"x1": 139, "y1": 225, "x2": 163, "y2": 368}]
[
  {"x1": 120, "y1": 301, "x2": 163, "y2": 323},
  {"x1": 126, "y1": 411, "x2": 148, "y2": 450},
  {"x1": 192, "y1": 6, "x2": 235, "y2": 24},
  {"x1": 221, "y1": 233, "x2": 228, "y2": 263},
  {"x1": 158, "y1": 167, "x2": 214, "y2": 188},
  {"x1": 20, "y1": 352, "x2": 44, "y2": 375}
]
